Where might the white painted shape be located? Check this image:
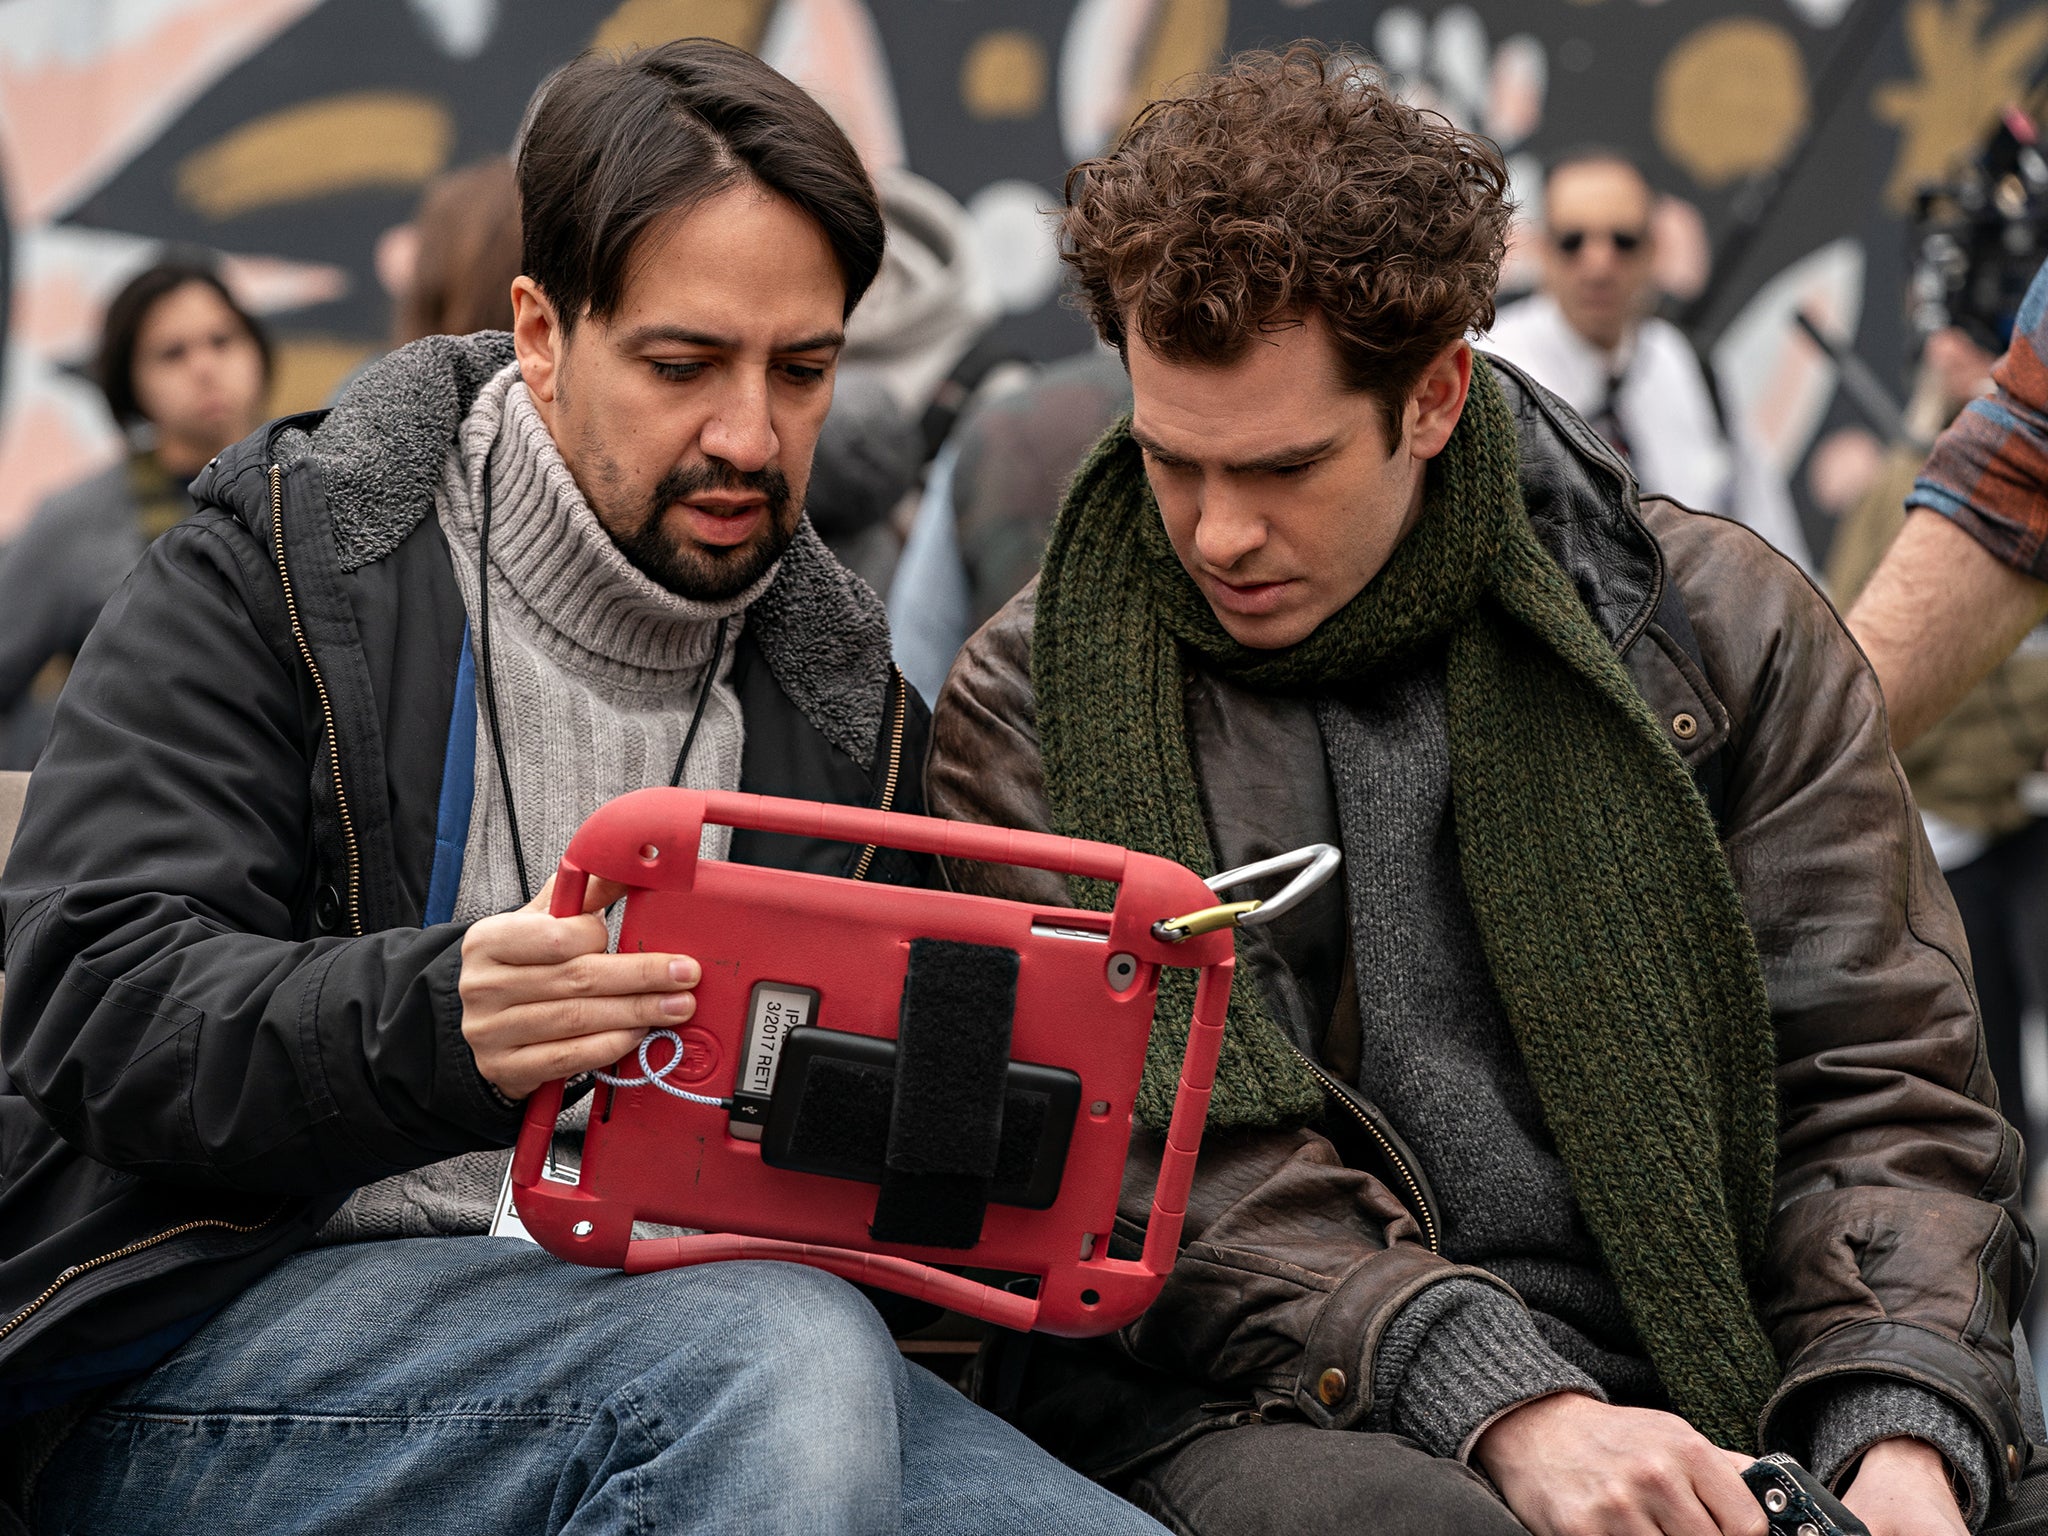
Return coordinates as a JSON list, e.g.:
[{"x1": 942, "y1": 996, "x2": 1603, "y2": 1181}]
[
  {"x1": 1373, "y1": 7, "x2": 1426, "y2": 78},
  {"x1": 1059, "y1": 0, "x2": 1157, "y2": 163},
  {"x1": 1785, "y1": 0, "x2": 1856, "y2": 24},
  {"x1": 1430, "y1": 5, "x2": 1490, "y2": 122},
  {"x1": 1710, "y1": 237, "x2": 1866, "y2": 479},
  {"x1": 406, "y1": 0, "x2": 497, "y2": 58},
  {"x1": 1485, "y1": 33, "x2": 1546, "y2": 149},
  {"x1": 966, "y1": 179, "x2": 1061, "y2": 315},
  {"x1": 759, "y1": 0, "x2": 905, "y2": 171}
]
